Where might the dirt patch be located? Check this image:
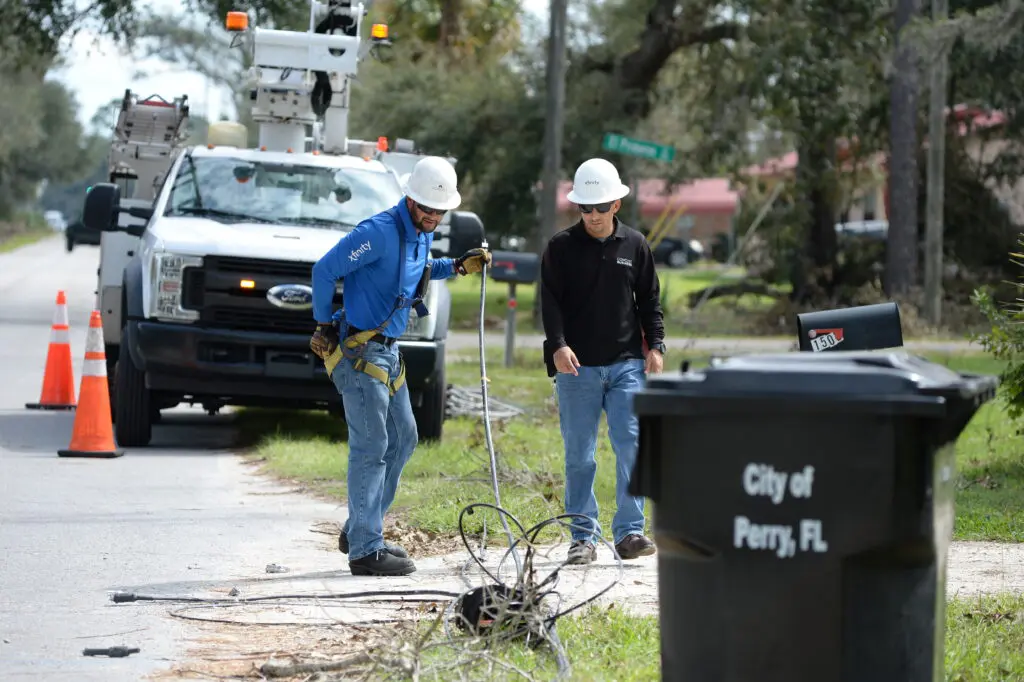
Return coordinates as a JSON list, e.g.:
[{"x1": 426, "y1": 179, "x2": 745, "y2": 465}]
[
  {"x1": 149, "y1": 619, "x2": 420, "y2": 680},
  {"x1": 388, "y1": 518, "x2": 463, "y2": 557}
]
